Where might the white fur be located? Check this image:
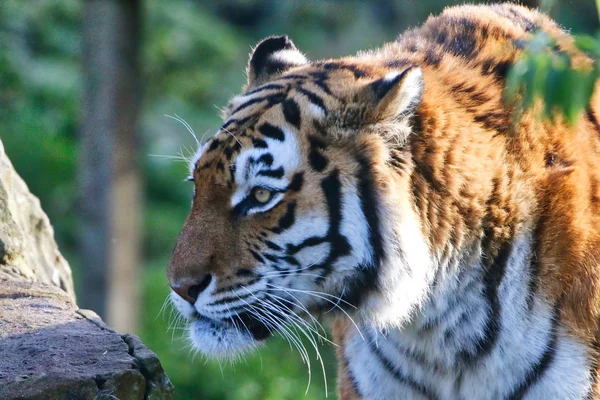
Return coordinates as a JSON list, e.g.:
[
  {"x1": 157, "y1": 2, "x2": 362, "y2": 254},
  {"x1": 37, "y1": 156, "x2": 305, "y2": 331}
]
[
  {"x1": 360, "y1": 193, "x2": 434, "y2": 330},
  {"x1": 187, "y1": 140, "x2": 210, "y2": 177},
  {"x1": 343, "y1": 233, "x2": 592, "y2": 399},
  {"x1": 187, "y1": 317, "x2": 258, "y2": 358},
  {"x1": 307, "y1": 103, "x2": 326, "y2": 120},
  {"x1": 231, "y1": 127, "x2": 300, "y2": 213},
  {"x1": 387, "y1": 68, "x2": 424, "y2": 119},
  {"x1": 269, "y1": 49, "x2": 308, "y2": 66}
]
